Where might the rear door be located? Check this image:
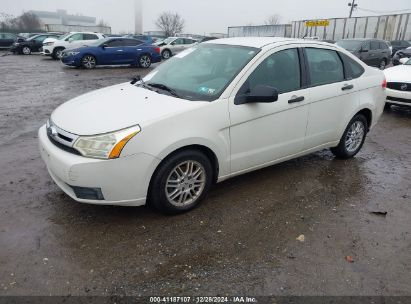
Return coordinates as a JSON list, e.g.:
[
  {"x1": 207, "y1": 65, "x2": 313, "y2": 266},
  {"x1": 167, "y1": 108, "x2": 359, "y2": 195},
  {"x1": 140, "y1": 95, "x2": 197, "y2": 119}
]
[
  {"x1": 122, "y1": 39, "x2": 143, "y2": 63},
  {"x1": 369, "y1": 40, "x2": 381, "y2": 67},
  {"x1": 303, "y1": 47, "x2": 361, "y2": 149},
  {"x1": 32, "y1": 35, "x2": 47, "y2": 51},
  {"x1": 359, "y1": 41, "x2": 373, "y2": 65},
  {"x1": 170, "y1": 38, "x2": 185, "y2": 54}
]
